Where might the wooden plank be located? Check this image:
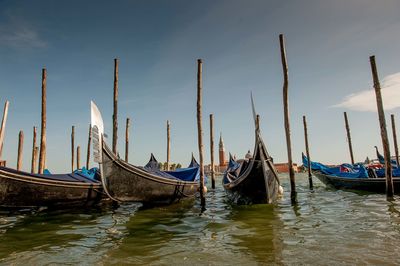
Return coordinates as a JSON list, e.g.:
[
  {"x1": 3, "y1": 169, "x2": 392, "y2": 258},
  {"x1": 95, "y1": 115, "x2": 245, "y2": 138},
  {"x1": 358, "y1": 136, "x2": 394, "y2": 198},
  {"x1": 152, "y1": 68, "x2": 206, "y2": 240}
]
[
  {"x1": 197, "y1": 59, "x2": 206, "y2": 208},
  {"x1": 125, "y1": 118, "x2": 130, "y2": 163},
  {"x1": 17, "y1": 131, "x2": 24, "y2": 171},
  {"x1": 209, "y1": 114, "x2": 215, "y2": 189},
  {"x1": 0, "y1": 101, "x2": 9, "y2": 159},
  {"x1": 112, "y1": 58, "x2": 119, "y2": 154},
  {"x1": 391, "y1": 114, "x2": 399, "y2": 167},
  {"x1": 31, "y1": 126, "x2": 37, "y2": 173},
  {"x1": 370, "y1": 55, "x2": 393, "y2": 197},
  {"x1": 38, "y1": 68, "x2": 47, "y2": 174},
  {"x1": 303, "y1": 115, "x2": 313, "y2": 189},
  {"x1": 279, "y1": 34, "x2": 296, "y2": 200},
  {"x1": 344, "y1": 112, "x2": 355, "y2": 164}
]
